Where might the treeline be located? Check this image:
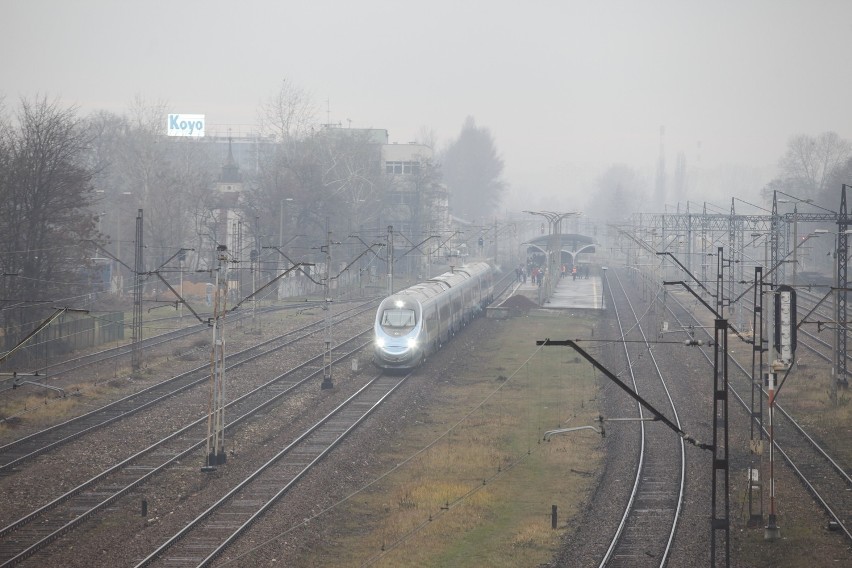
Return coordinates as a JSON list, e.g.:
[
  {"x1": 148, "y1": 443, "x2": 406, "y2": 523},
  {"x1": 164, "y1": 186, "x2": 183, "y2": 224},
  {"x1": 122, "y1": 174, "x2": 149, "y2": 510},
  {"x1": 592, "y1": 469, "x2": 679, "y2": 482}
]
[
  {"x1": 0, "y1": 86, "x2": 506, "y2": 343},
  {"x1": 584, "y1": 132, "x2": 852, "y2": 222}
]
